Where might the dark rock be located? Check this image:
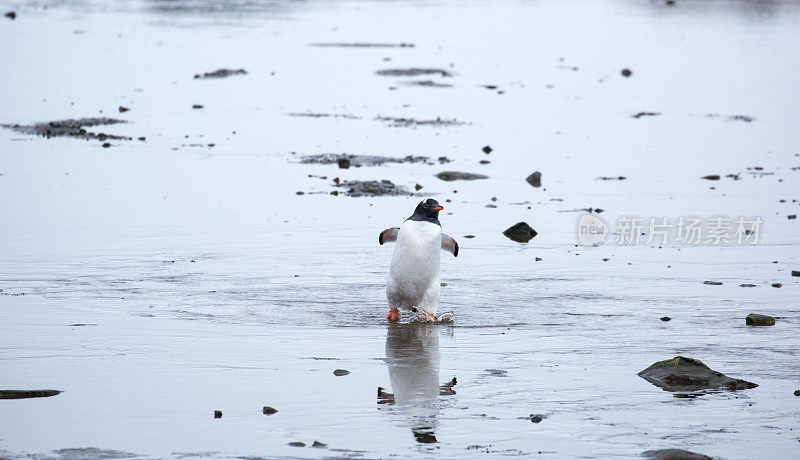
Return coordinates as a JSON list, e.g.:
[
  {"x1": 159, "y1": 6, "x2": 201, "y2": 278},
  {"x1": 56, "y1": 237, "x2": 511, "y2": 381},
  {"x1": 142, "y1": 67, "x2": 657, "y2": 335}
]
[
  {"x1": 702, "y1": 281, "x2": 722, "y2": 285},
  {"x1": 436, "y1": 171, "x2": 489, "y2": 181},
  {"x1": 333, "y1": 369, "x2": 350, "y2": 376},
  {"x1": 660, "y1": 316, "x2": 671, "y2": 322},
  {"x1": 503, "y1": 222, "x2": 537, "y2": 243},
  {"x1": 479, "y1": 160, "x2": 490, "y2": 164},
  {"x1": 526, "y1": 171, "x2": 542, "y2": 187},
  {"x1": 632, "y1": 112, "x2": 661, "y2": 118},
  {"x1": 701, "y1": 175, "x2": 721, "y2": 180},
  {"x1": 641, "y1": 448, "x2": 711, "y2": 460},
  {"x1": 620, "y1": 68, "x2": 632, "y2": 77},
  {"x1": 288, "y1": 441, "x2": 305, "y2": 447},
  {"x1": 312, "y1": 441, "x2": 327, "y2": 448},
  {"x1": 727, "y1": 115, "x2": 754, "y2": 123},
  {"x1": 794, "y1": 390, "x2": 800, "y2": 396},
  {"x1": 413, "y1": 429, "x2": 438, "y2": 443},
  {"x1": 192, "y1": 104, "x2": 204, "y2": 109},
  {"x1": 772, "y1": 283, "x2": 782, "y2": 288},
  {"x1": 118, "y1": 106, "x2": 129, "y2": 113},
  {"x1": 415, "y1": 183, "x2": 423, "y2": 191},
  {"x1": 194, "y1": 68, "x2": 248, "y2": 79},
  {"x1": 4, "y1": 11, "x2": 15, "y2": 20},
  {"x1": 597, "y1": 176, "x2": 626, "y2": 181},
  {"x1": 482, "y1": 145, "x2": 492, "y2": 154},
  {"x1": 792, "y1": 270, "x2": 800, "y2": 277},
  {"x1": 405, "y1": 80, "x2": 453, "y2": 88},
  {"x1": 739, "y1": 283, "x2": 756, "y2": 287},
  {"x1": 638, "y1": 356, "x2": 757, "y2": 392},
  {"x1": 463, "y1": 235, "x2": 475, "y2": 238},
  {"x1": 485, "y1": 204, "x2": 497, "y2": 208},
  {"x1": 295, "y1": 191, "x2": 304, "y2": 195},
  {"x1": 0, "y1": 389, "x2": 61, "y2": 399},
  {"x1": 376, "y1": 68, "x2": 452, "y2": 77},
  {"x1": 484, "y1": 369, "x2": 508, "y2": 377},
  {"x1": 535, "y1": 257, "x2": 542, "y2": 261},
  {"x1": 337, "y1": 158, "x2": 350, "y2": 169},
  {"x1": 102, "y1": 142, "x2": 111, "y2": 148},
  {"x1": 214, "y1": 410, "x2": 222, "y2": 418},
  {"x1": 262, "y1": 406, "x2": 278, "y2": 415},
  {"x1": 529, "y1": 414, "x2": 545, "y2": 423},
  {"x1": 745, "y1": 313, "x2": 775, "y2": 326},
  {"x1": 138, "y1": 136, "x2": 146, "y2": 141},
  {"x1": 789, "y1": 215, "x2": 797, "y2": 220}
]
